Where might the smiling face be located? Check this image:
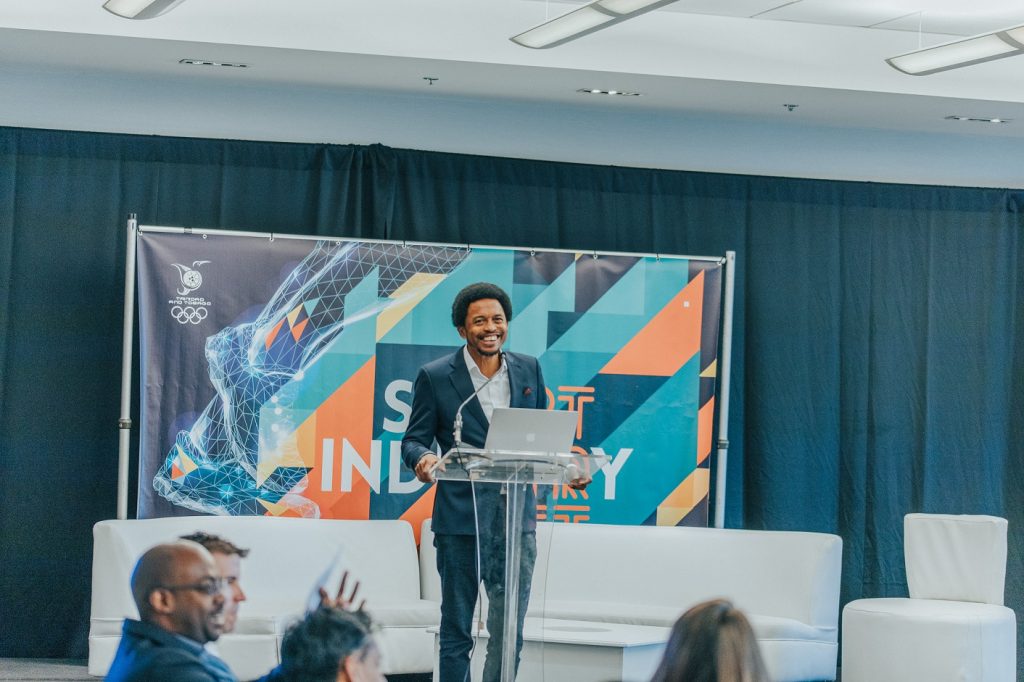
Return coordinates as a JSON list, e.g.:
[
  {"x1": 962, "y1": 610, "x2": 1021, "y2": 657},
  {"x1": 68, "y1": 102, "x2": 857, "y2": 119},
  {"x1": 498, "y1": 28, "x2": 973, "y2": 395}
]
[
  {"x1": 155, "y1": 546, "x2": 227, "y2": 644},
  {"x1": 458, "y1": 298, "x2": 507, "y2": 362},
  {"x1": 211, "y1": 552, "x2": 246, "y2": 633}
]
